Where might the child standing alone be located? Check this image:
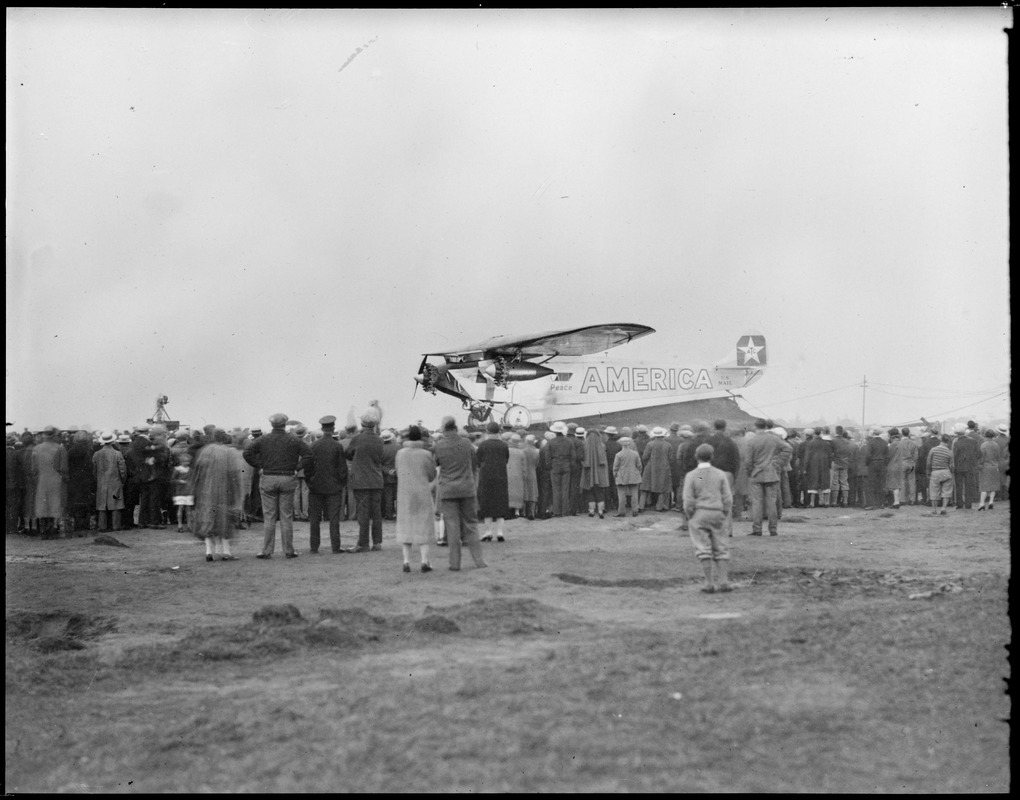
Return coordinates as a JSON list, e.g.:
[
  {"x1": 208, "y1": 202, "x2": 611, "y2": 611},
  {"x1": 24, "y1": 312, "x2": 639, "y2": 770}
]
[{"x1": 682, "y1": 443, "x2": 734, "y2": 594}]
